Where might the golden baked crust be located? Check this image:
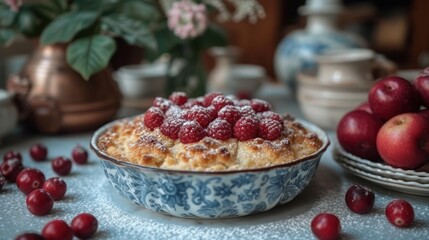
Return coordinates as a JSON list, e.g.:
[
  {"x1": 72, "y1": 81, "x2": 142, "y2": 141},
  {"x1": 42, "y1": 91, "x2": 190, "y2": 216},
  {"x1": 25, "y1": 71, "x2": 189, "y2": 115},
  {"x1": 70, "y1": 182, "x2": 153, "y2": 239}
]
[{"x1": 97, "y1": 114, "x2": 323, "y2": 171}]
